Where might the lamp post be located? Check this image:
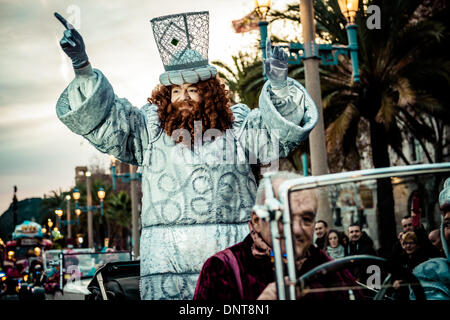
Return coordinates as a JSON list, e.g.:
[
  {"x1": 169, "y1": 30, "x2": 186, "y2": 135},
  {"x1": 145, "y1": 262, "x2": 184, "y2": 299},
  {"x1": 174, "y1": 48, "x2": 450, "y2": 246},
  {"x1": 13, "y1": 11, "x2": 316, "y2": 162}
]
[
  {"x1": 299, "y1": 0, "x2": 331, "y2": 225},
  {"x1": 255, "y1": 0, "x2": 360, "y2": 225},
  {"x1": 75, "y1": 208, "x2": 81, "y2": 224},
  {"x1": 72, "y1": 176, "x2": 106, "y2": 249},
  {"x1": 55, "y1": 208, "x2": 63, "y2": 229},
  {"x1": 337, "y1": 0, "x2": 360, "y2": 82},
  {"x1": 76, "y1": 233, "x2": 84, "y2": 248},
  {"x1": 255, "y1": 0, "x2": 271, "y2": 78},
  {"x1": 86, "y1": 171, "x2": 94, "y2": 249},
  {"x1": 73, "y1": 188, "x2": 81, "y2": 225},
  {"x1": 110, "y1": 155, "x2": 141, "y2": 258},
  {"x1": 12, "y1": 186, "x2": 18, "y2": 229},
  {"x1": 47, "y1": 219, "x2": 53, "y2": 239},
  {"x1": 65, "y1": 195, "x2": 72, "y2": 240},
  {"x1": 97, "y1": 186, "x2": 105, "y2": 217}
]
